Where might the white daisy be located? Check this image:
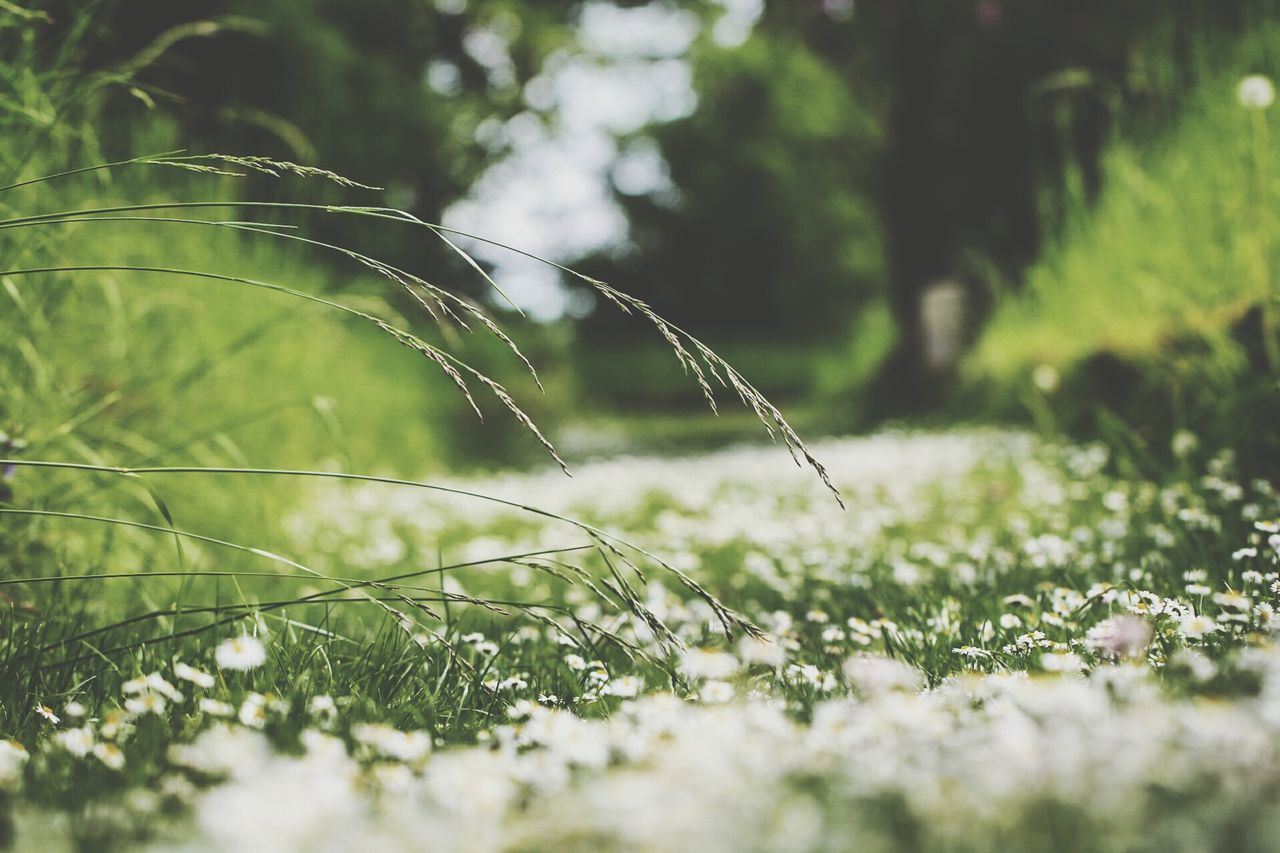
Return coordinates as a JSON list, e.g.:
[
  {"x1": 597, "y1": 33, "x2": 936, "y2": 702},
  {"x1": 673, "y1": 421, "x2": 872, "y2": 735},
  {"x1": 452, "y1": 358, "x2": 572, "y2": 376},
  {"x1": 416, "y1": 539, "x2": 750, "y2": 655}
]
[
  {"x1": 1239, "y1": 74, "x2": 1277, "y2": 110},
  {"x1": 174, "y1": 662, "x2": 216, "y2": 689},
  {"x1": 215, "y1": 635, "x2": 267, "y2": 671}
]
